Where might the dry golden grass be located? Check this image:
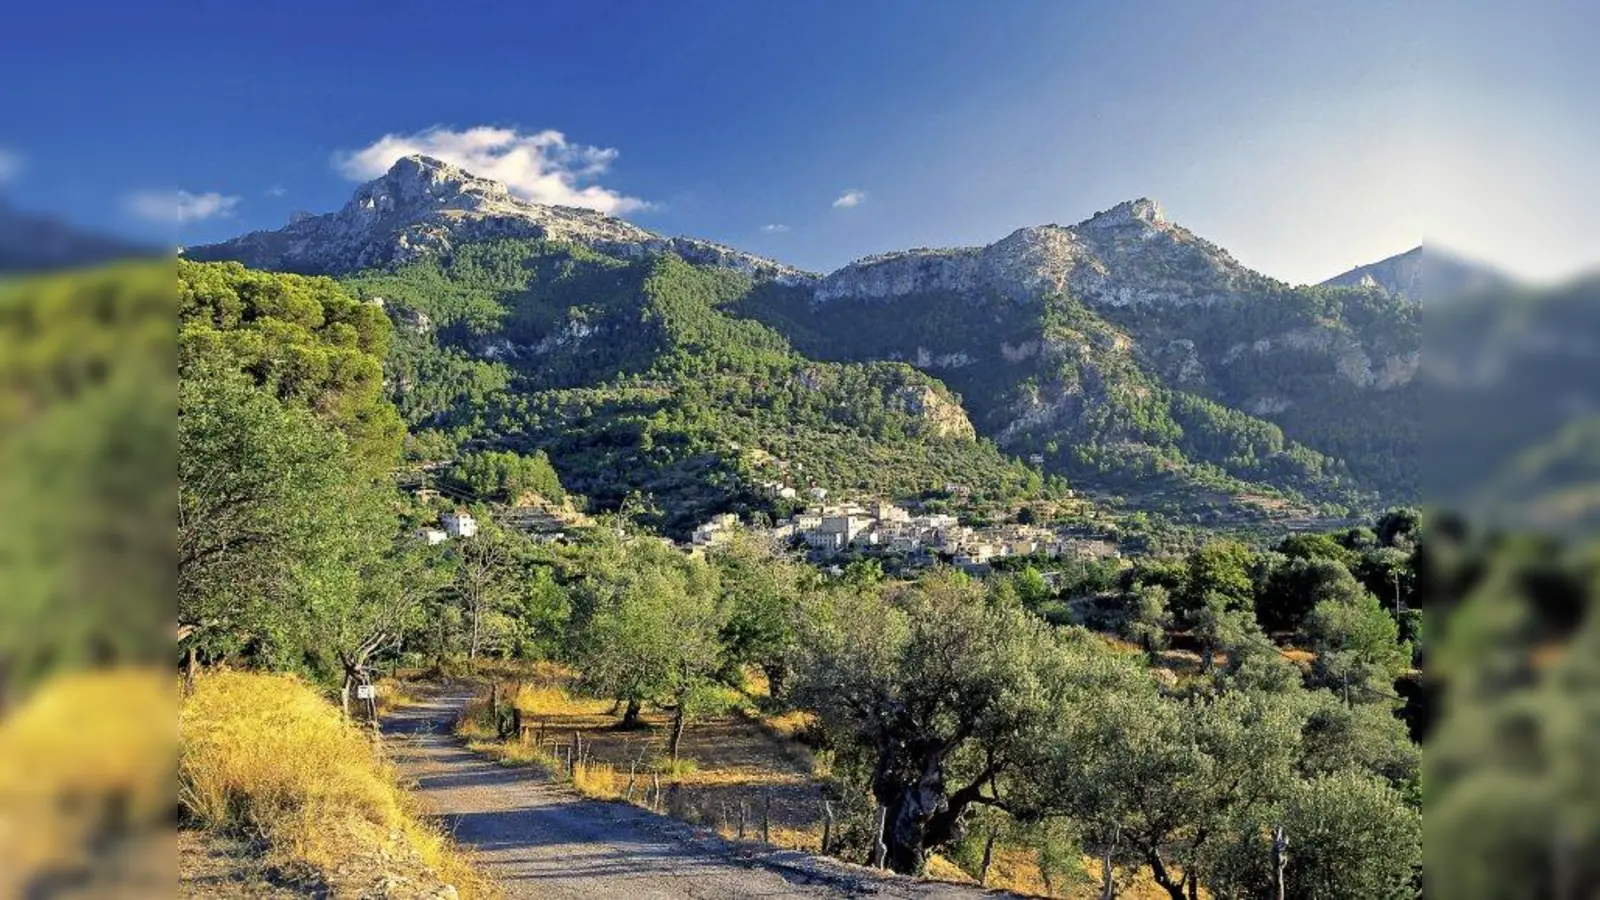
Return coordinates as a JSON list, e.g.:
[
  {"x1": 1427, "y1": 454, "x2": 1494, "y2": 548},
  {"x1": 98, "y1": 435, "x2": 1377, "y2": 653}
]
[
  {"x1": 512, "y1": 683, "x2": 611, "y2": 718},
  {"x1": 0, "y1": 668, "x2": 175, "y2": 896},
  {"x1": 373, "y1": 675, "x2": 422, "y2": 718},
  {"x1": 924, "y1": 853, "x2": 977, "y2": 883},
  {"x1": 181, "y1": 671, "x2": 492, "y2": 898},
  {"x1": 572, "y1": 760, "x2": 621, "y2": 799}
]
